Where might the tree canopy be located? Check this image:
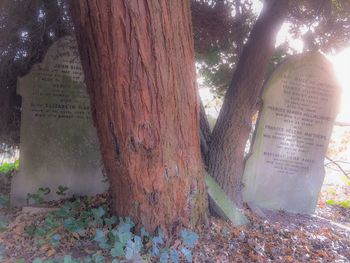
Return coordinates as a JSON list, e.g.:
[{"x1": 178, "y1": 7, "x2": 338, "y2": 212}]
[
  {"x1": 1, "y1": 0, "x2": 349, "y2": 147},
  {"x1": 0, "y1": 0, "x2": 72, "y2": 145}
]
